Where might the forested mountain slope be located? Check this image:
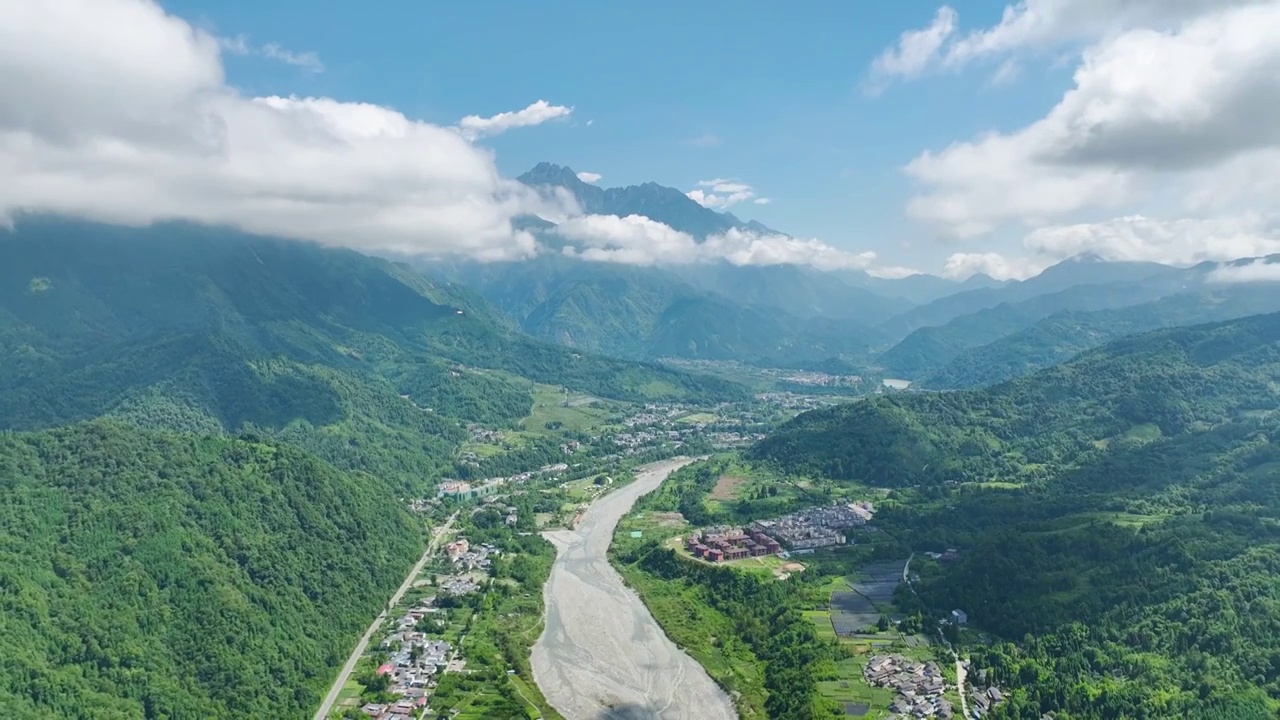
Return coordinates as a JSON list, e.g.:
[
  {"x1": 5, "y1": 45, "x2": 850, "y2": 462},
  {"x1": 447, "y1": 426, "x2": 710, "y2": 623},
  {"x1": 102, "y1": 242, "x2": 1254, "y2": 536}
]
[
  {"x1": 753, "y1": 312, "x2": 1280, "y2": 486},
  {"x1": 923, "y1": 283, "x2": 1280, "y2": 388},
  {"x1": 877, "y1": 256, "x2": 1176, "y2": 341},
  {"x1": 754, "y1": 313, "x2": 1280, "y2": 717},
  {"x1": 438, "y1": 256, "x2": 885, "y2": 366},
  {"x1": 1, "y1": 218, "x2": 744, "y2": 491},
  {"x1": 876, "y1": 277, "x2": 1193, "y2": 379},
  {"x1": 0, "y1": 422, "x2": 423, "y2": 719}
]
